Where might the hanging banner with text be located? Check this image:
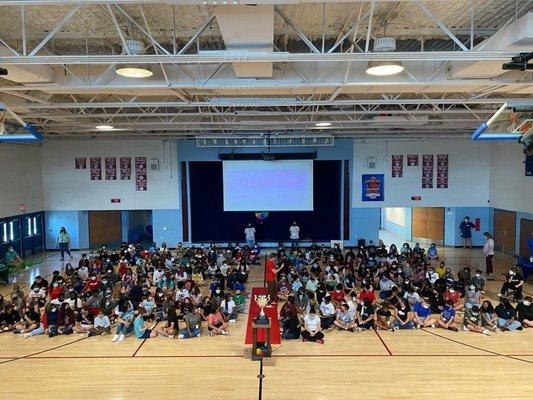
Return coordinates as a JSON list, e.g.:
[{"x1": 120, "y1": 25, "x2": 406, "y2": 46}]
[
  {"x1": 407, "y1": 154, "x2": 418, "y2": 166},
  {"x1": 135, "y1": 157, "x2": 147, "y2": 191},
  {"x1": 391, "y1": 154, "x2": 403, "y2": 178},
  {"x1": 89, "y1": 157, "x2": 102, "y2": 180},
  {"x1": 361, "y1": 174, "x2": 384, "y2": 202},
  {"x1": 105, "y1": 157, "x2": 117, "y2": 180},
  {"x1": 421, "y1": 154, "x2": 434, "y2": 188},
  {"x1": 120, "y1": 157, "x2": 132, "y2": 180},
  {"x1": 436, "y1": 154, "x2": 449, "y2": 188}
]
